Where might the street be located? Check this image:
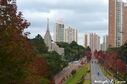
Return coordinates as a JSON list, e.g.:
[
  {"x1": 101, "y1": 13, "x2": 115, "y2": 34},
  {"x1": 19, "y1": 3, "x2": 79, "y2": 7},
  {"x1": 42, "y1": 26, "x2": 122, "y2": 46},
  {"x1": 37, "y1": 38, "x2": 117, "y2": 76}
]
[{"x1": 91, "y1": 58, "x2": 113, "y2": 84}]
